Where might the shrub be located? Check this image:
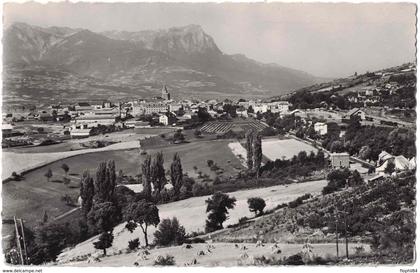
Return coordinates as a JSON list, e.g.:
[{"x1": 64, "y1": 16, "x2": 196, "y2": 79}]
[
  {"x1": 238, "y1": 216, "x2": 249, "y2": 224},
  {"x1": 283, "y1": 254, "x2": 304, "y2": 265},
  {"x1": 288, "y1": 193, "x2": 311, "y2": 208},
  {"x1": 154, "y1": 255, "x2": 175, "y2": 266},
  {"x1": 128, "y1": 238, "x2": 140, "y2": 250}
]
